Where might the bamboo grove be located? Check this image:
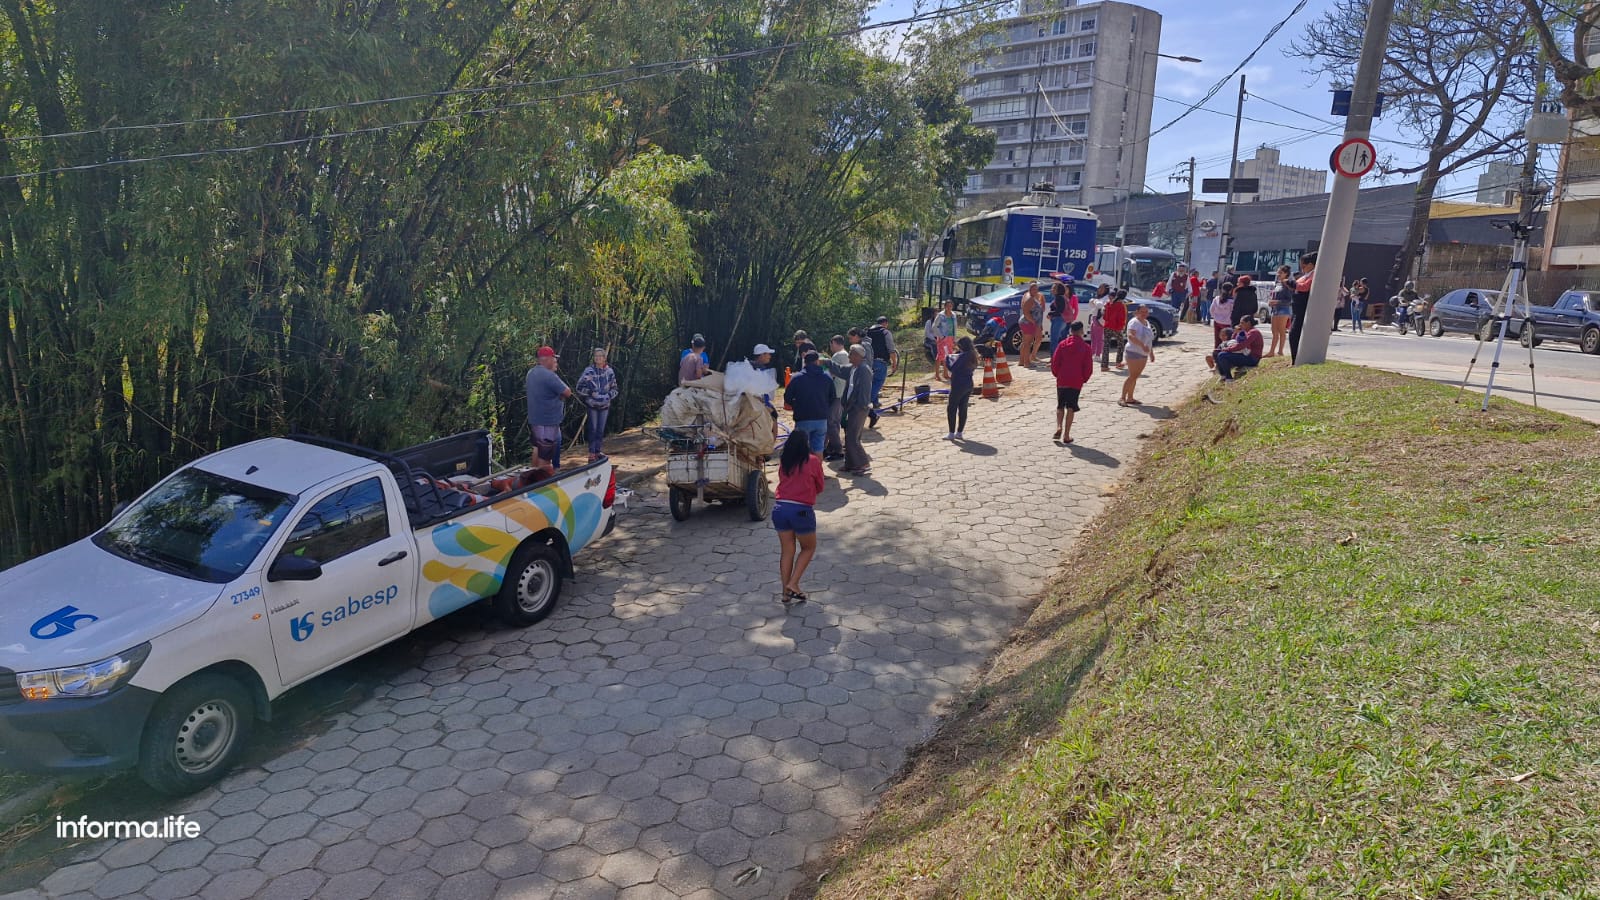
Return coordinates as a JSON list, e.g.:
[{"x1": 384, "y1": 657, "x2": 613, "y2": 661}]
[{"x1": 0, "y1": 0, "x2": 992, "y2": 564}]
